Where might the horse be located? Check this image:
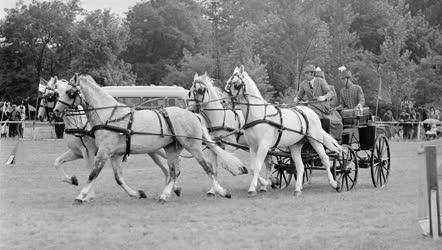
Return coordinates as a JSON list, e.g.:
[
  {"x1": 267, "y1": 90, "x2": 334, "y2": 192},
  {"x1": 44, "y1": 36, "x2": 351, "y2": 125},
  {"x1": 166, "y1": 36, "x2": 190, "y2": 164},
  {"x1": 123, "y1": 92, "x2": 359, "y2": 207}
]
[
  {"x1": 189, "y1": 72, "x2": 275, "y2": 194},
  {"x1": 37, "y1": 91, "x2": 57, "y2": 122},
  {"x1": 52, "y1": 74, "x2": 246, "y2": 204},
  {"x1": 44, "y1": 77, "x2": 177, "y2": 202},
  {"x1": 224, "y1": 66, "x2": 342, "y2": 196}
]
